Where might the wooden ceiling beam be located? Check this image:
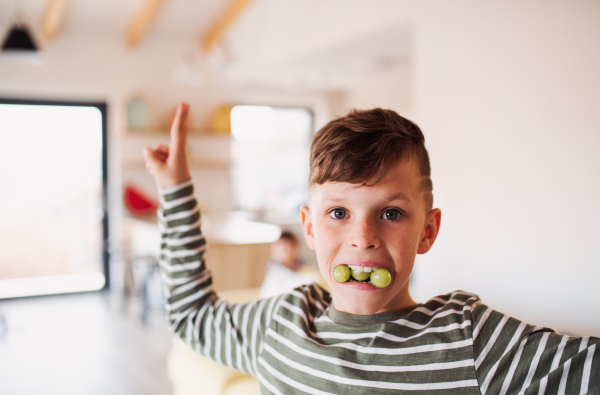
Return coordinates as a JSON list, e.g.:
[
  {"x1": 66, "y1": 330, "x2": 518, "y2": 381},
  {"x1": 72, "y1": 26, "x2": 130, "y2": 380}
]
[
  {"x1": 126, "y1": 0, "x2": 165, "y2": 48},
  {"x1": 41, "y1": 0, "x2": 69, "y2": 42},
  {"x1": 201, "y1": 0, "x2": 253, "y2": 53}
]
